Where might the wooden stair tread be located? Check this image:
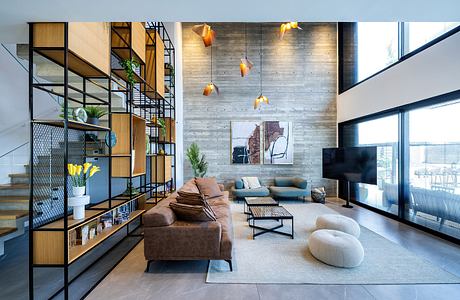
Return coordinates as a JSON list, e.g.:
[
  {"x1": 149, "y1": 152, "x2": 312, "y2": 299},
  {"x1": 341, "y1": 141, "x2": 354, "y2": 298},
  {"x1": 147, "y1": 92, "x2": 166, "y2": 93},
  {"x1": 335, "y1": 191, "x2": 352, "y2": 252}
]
[
  {"x1": 0, "y1": 210, "x2": 28, "y2": 219},
  {"x1": 0, "y1": 196, "x2": 29, "y2": 203},
  {"x1": 9, "y1": 173, "x2": 29, "y2": 178},
  {"x1": 0, "y1": 227, "x2": 17, "y2": 237},
  {"x1": 0, "y1": 184, "x2": 29, "y2": 190}
]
